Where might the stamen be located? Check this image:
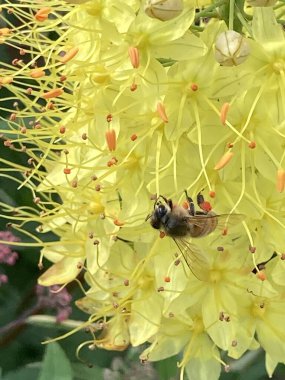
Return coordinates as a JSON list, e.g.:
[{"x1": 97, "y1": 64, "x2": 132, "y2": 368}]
[
  {"x1": 130, "y1": 134, "x2": 137, "y2": 141},
  {"x1": 214, "y1": 151, "x2": 234, "y2": 170}
]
